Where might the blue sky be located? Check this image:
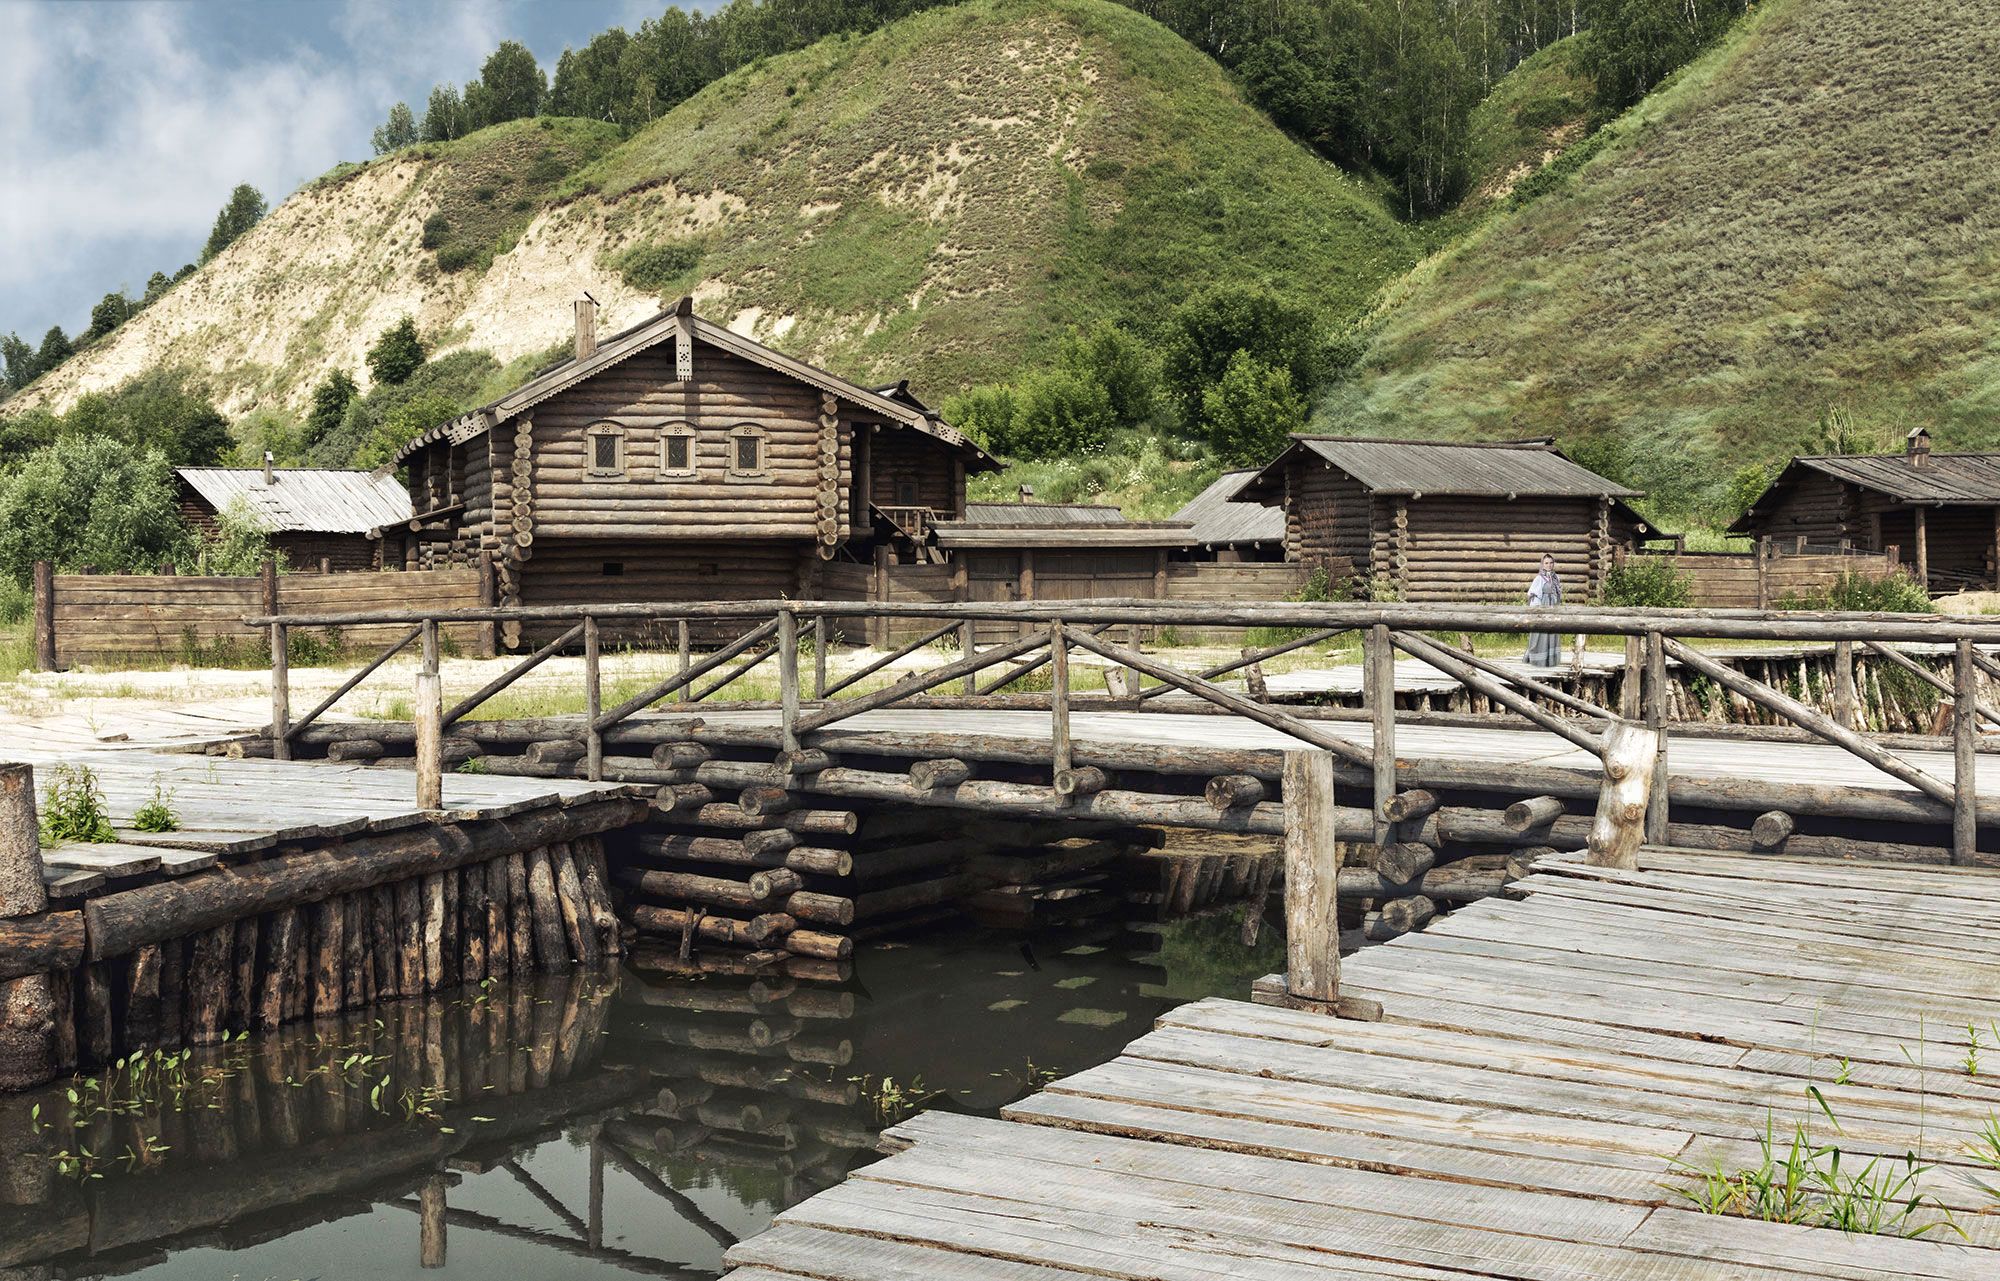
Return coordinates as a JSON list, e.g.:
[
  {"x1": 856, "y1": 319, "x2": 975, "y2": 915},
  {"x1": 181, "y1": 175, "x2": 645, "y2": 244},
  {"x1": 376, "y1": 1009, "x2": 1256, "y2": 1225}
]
[{"x1": 0, "y1": 0, "x2": 686, "y2": 345}]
